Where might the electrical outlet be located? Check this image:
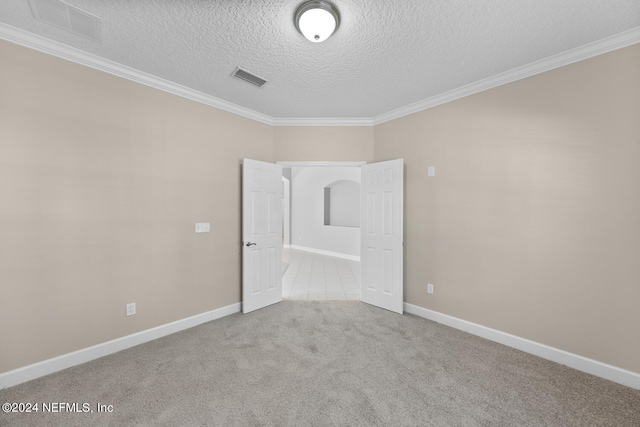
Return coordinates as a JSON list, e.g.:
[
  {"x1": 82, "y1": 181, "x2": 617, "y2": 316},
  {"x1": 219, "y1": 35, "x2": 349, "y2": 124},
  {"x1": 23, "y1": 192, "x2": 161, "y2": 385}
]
[
  {"x1": 427, "y1": 283, "x2": 434, "y2": 294},
  {"x1": 126, "y1": 303, "x2": 136, "y2": 316}
]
